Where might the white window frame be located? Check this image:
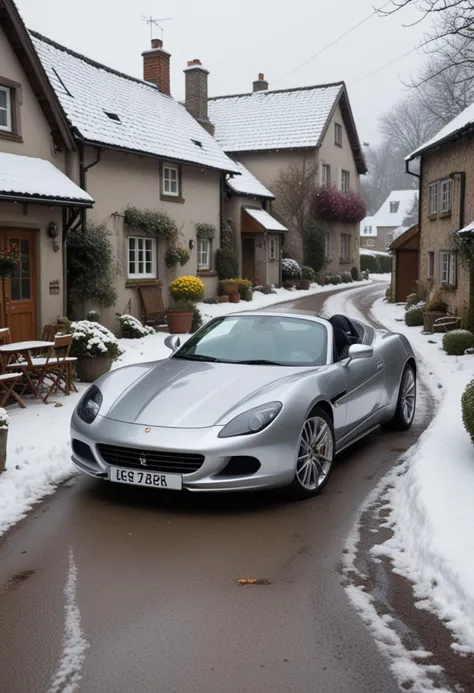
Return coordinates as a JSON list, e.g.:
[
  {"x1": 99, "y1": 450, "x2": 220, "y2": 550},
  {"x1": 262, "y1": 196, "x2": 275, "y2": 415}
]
[
  {"x1": 427, "y1": 252, "x2": 435, "y2": 280},
  {"x1": 341, "y1": 170, "x2": 350, "y2": 193},
  {"x1": 335, "y1": 123, "x2": 342, "y2": 147},
  {"x1": 321, "y1": 163, "x2": 331, "y2": 186},
  {"x1": 162, "y1": 165, "x2": 180, "y2": 197},
  {"x1": 440, "y1": 178, "x2": 453, "y2": 214},
  {"x1": 325, "y1": 232, "x2": 331, "y2": 259},
  {"x1": 440, "y1": 251, "x2": 456, "y2": 286},
  {"x1": 428, "y1": 182, "x2": 439, "y2": 216},
  {"x1": 0, "y1": 86, "x2": 12, "y2": 132},
  {"x1": 340, "y1": 233, "x2": 350, "y2": 260},
  {"x1": 128, "y1": 236, "x2": 157, "y2": 279},
  {"x1": 268, "y1": 237, "x2": 278, "y2": 261},
  {"x1": 197, "y1": 237, "x2": 211, "y2": 271}
]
